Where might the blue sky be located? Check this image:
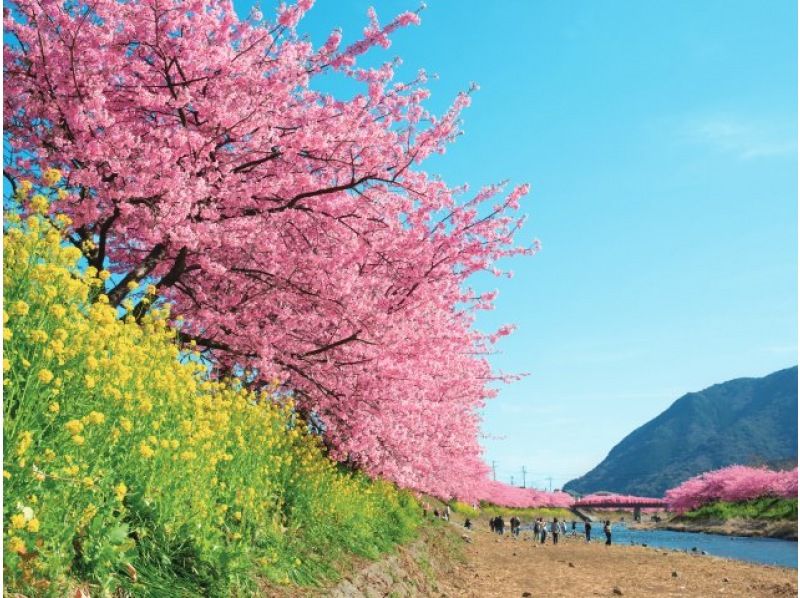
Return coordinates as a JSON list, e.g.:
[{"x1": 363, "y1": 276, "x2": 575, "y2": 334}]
[{"x1": 237, "y1": 1, "x2": 798, "y2": 490}]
